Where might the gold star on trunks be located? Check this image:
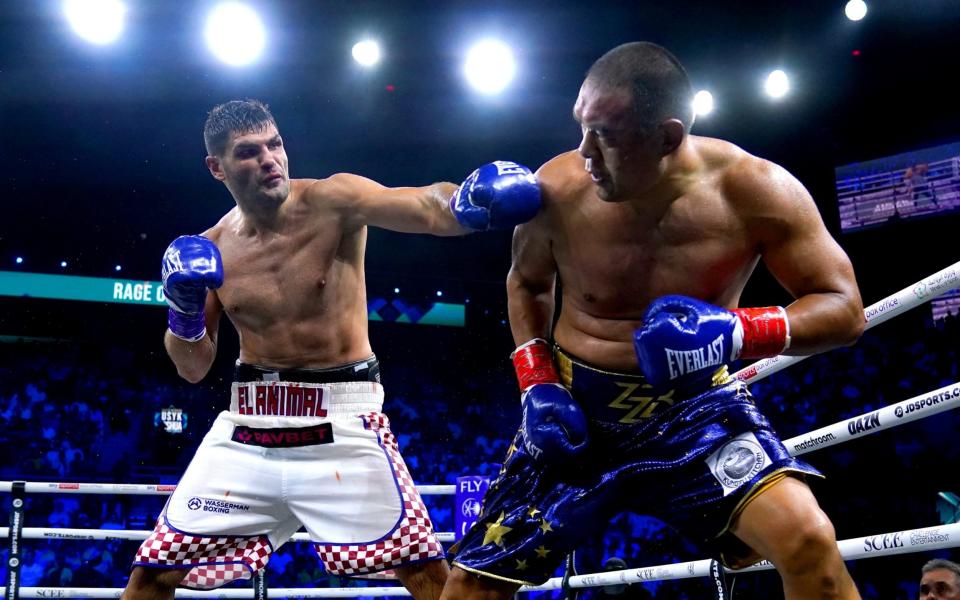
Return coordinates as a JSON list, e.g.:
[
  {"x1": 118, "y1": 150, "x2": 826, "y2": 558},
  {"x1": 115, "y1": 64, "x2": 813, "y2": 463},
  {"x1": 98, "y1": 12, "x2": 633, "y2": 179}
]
[
  {"x1": 539, "y1": 519, "x2": 554, "y2": 534},
  {"x1": 506, "y1": 442, "x2": 519, "y2": 459},
  {"x1": 535, "y1": 545, "x2": 551, "y2": 558},
  {"x1": 482, "y1": 512, "x2": 512, "y2": 547},
  {"x1": 527, "y1": 506, "x2": 541, "y2": 518},
  {"x1": 515, "y1": 559, "x2": 529, "y2": 571}
]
